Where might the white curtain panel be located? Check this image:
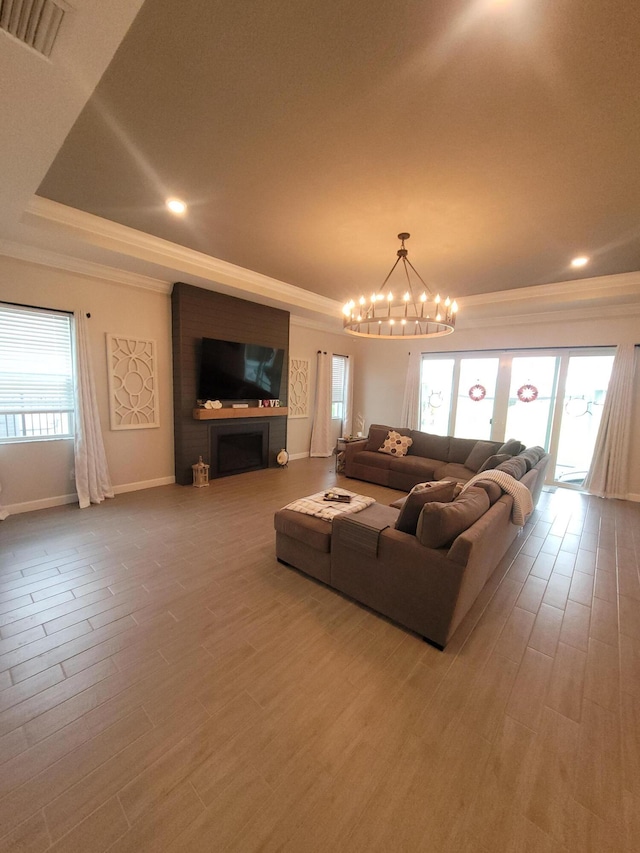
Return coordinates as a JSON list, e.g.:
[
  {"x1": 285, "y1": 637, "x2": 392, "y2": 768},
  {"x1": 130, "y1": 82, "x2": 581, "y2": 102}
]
[
  {"x1": 74, "y1": 312, "x2": 114, "y2": 508},
  {"x1": 0, "y1": 483, "x2": 8, "y2": 520},
  {"x1": 401, "y1": 350, "x2": 421, "y2": 429},
  {"x1": 310, "y1": 350, "x2": 332, "y2": 457},
  {"x1": 584, "y1": 343, "x2": 637, "y2": 499},
  {"x1": 343, "y1": 354, "x2": 354, "y2": 438}
]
